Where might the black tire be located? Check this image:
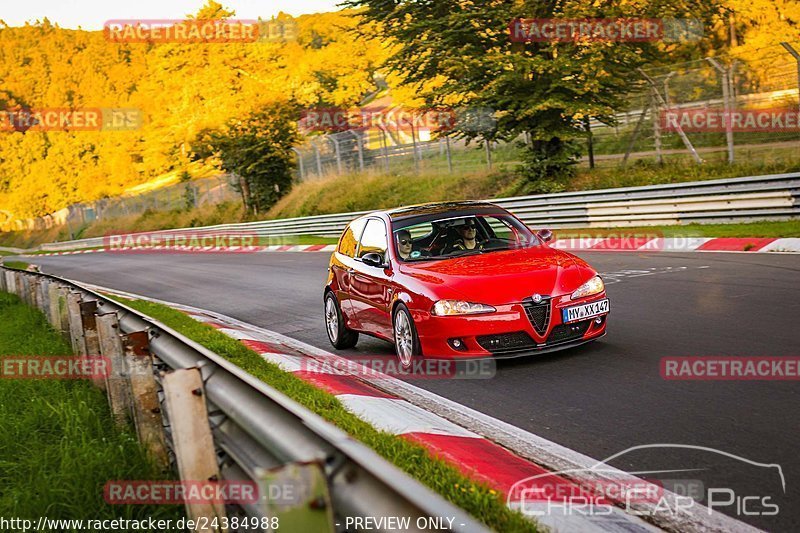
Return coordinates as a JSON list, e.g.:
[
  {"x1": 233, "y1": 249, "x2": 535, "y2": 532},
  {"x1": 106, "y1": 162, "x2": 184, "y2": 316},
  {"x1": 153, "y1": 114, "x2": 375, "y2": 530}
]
[
  {"x1": 324, "y1": 292, "x2": 359, "y2": 349},
  {"x1": 392, "y1": 303, "x2": 422, "y2": 369}
]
